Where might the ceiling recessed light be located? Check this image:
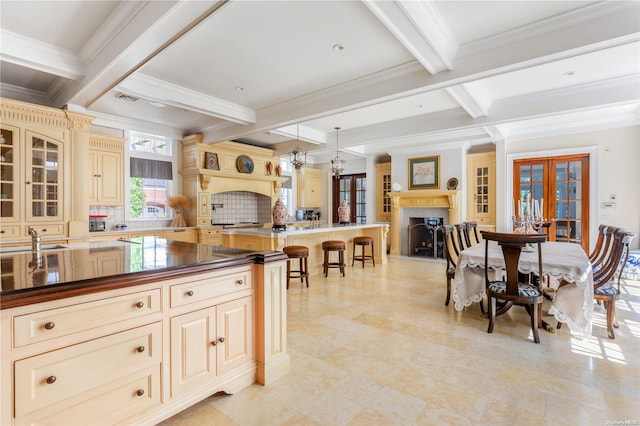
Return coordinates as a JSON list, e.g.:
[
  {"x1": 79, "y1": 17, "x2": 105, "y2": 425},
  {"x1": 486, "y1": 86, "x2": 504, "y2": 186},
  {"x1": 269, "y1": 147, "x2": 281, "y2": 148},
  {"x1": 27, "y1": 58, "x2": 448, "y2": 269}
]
[
  {"x1": 150, "y1": 101, "x2": 166, "y2": 108},
  {"x1": 235, "y1": 86, "x2": 245, "y2": 92},
  {"x1": 416, "y1": 104, "x2": 423, "y2": 109},
  {"x1": 332, "y1": 44, "x2": 345, "y2": 52},
  {"x1": 563, "y1": 71, "x2": 575, "y2": 77}
]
